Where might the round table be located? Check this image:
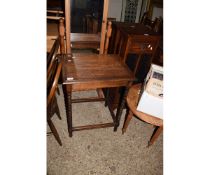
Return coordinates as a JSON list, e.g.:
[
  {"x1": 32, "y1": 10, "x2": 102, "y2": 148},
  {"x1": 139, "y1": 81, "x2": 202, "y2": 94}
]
[{"x1": 122, "y1": 84, "x2": 163, "y2": 146}]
